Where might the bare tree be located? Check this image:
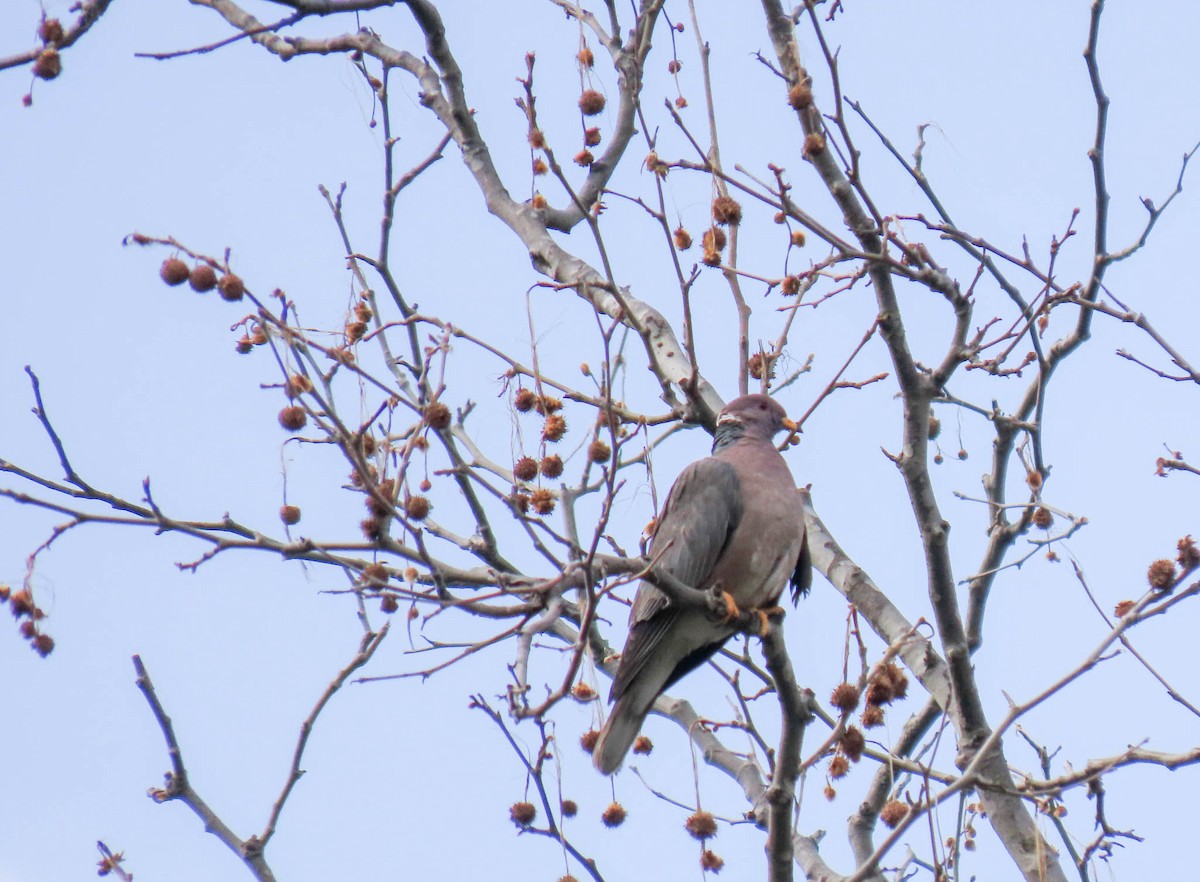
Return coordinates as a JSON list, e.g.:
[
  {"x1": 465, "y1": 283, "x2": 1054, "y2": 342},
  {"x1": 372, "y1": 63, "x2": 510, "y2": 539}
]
[{"x1": 3, "y1": 2, "x2": 1199, "y2": 881}]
